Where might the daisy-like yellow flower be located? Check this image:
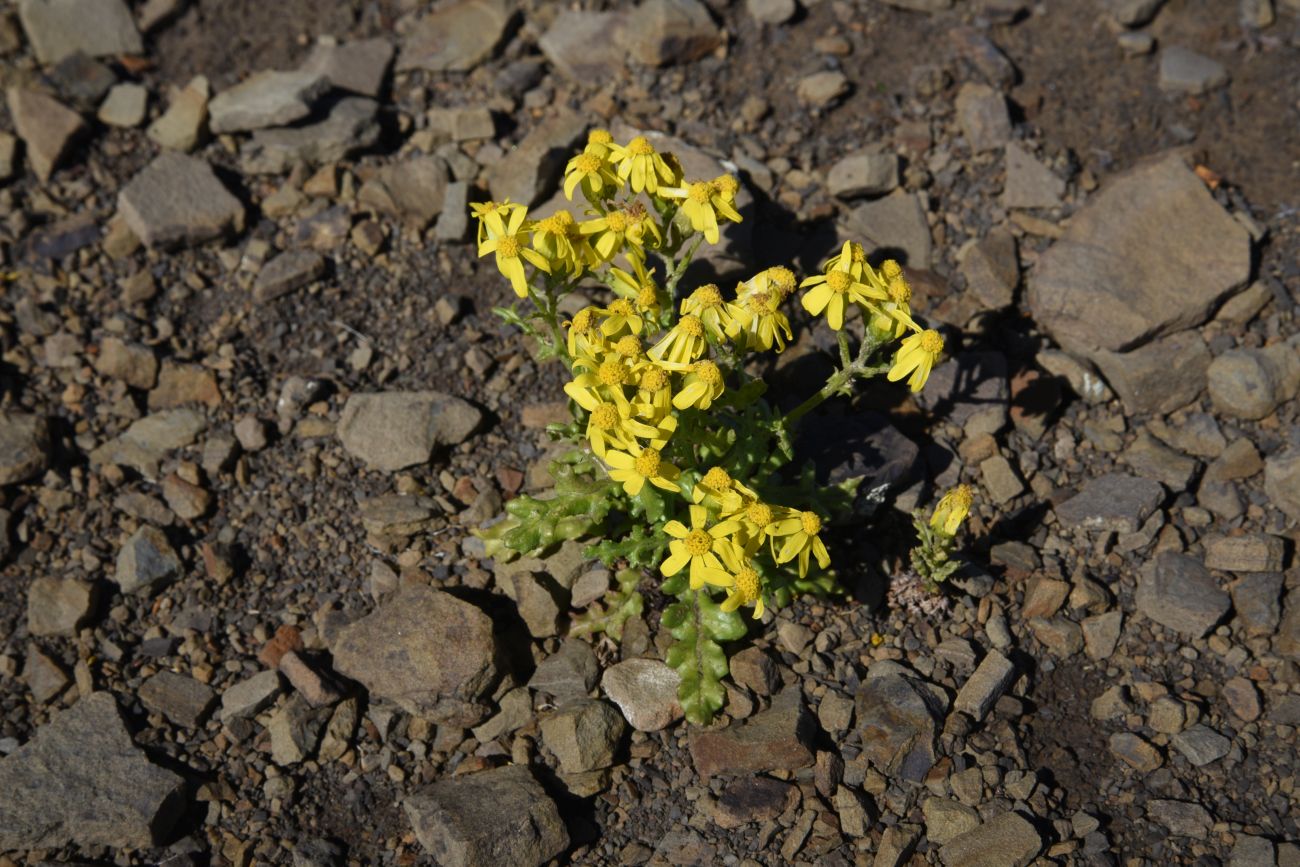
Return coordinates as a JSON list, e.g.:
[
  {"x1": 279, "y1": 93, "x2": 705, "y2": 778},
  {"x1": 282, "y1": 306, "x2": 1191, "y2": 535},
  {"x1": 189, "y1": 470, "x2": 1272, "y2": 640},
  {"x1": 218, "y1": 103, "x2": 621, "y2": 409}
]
[
  {"x1": 565, "y1": 379, "x2": 674, "y2": 457},
  {"x1": 472, "y1": 199, "x2": 526, "y2": 252},
  {"x1": 632, "y1": 362, "x2": 674, "y2": 421},
  {"x1": 563, "y1": 150, "x2": 620, "y2": 202},
  {"x1": 712, "y1": 173, "x2": 740, "y2": 207},
  {"x1": 531, "y1": 209, "x2": 586, "y2": 275},
  {"x1": 661, "y1": 178, "x2": 742, "y2": 244},
  {"x1": 800, "y1": 246, "x2": 888, "y2": 330},
  {"x1": 769, "y1": 509, "x2": 831, "y2": 578},
  {"x1": 726, "y1": 288, "x2": 792, "y2": 352},
  {"x1": 720, "y1": 562, "x2": 765, "y2": 620},
  {"x1": 599, "y1": 298, "x2": 645, "y2": 337},
  {"x1": 672, "y1": 359, "x2": 726, "y2": 411},
  {"x1": 564, "y1": 306, "x2": 605, "y2": 359},
  {"x1": 584, "y1": 128, "x2": 615, "y2": 159},
  {"x1": 823, "y1": 240, "x2": 870, "y2": 282},
  {"x1": 680, "y1": 284, "x2": 730, "y2": 342},
  {"x1": 743, "y1": 265, "x2": 797, "y2": 300},
  {"x1": 477, "y1": 205, "x2": 551, "y2": 298},
  {"x1": 930, "y1": 484, "x2": 973, "y2": 536},
  {"x1": 660, "y1": 504, "x2": 743, "y2": 590},
  {"x1": 739, "y1": 500, "x2": 779, "y2": 545},
  {"x1": 580, "y1": 203, "x2": 662, "y2": 261},
  {"x1": 887, "y1": 328, "x2": 944, "y2": 392},
  {"x1": 610, "y1": 260, "x2": 663, "y2": 316},
  {"x1": 648, "y1": 314, "x2": 709, "y2": 368},
  {"x1": 868, "y1": 271, "x2": 920, "y2": 339},
  {"x1": 692, "y1": 467, "x2": 758, "y2": 516},
  {"x1": 609, "y1": 135, "x2": 679, "y2": 194},
  {"x1": 605, "y1": 446, "x2": 681, "y2": 496}
]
